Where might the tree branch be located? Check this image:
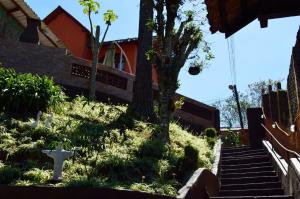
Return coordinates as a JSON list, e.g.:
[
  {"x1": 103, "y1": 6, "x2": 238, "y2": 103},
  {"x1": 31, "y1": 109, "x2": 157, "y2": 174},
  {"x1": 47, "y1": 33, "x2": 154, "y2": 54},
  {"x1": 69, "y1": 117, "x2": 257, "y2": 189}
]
[
  {"x1": 88, "y1": 8, "x2": 95, "y2": 50},
  {"x1": 154, "y1": 0, "x2": 165, "y2": 49}
]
